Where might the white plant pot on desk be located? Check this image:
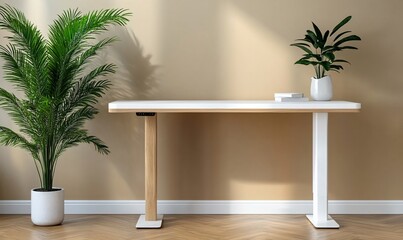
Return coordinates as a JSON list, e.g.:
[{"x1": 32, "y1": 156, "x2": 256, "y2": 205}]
[
  {"x1": 310, "y1": 75, "x2": 333, "y2": 101},
  {"x1": 31, "y1": 188, "x2": 64, "y2": 226}
]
